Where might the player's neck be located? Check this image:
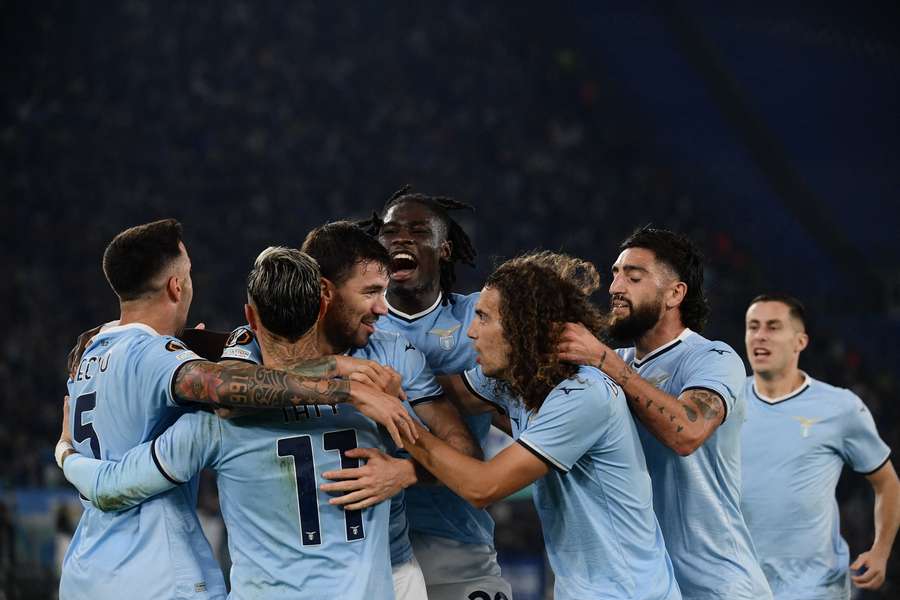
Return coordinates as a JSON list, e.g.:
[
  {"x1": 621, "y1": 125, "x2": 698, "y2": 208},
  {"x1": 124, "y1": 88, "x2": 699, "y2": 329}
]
[
  {"x1": 385, "y1": 285, "x2": 441, "y2": 317},
  {"x1": 118, "y1": 302, "x2": 178, "y2": 337},
  {"x1": 633, "y1": 316, "x2": 687, "y2": 360},
  {"x1": 314, "y1": 324, "x2": 348, "y2": 357},
  {"x1": 754, "y1": 367, "x2": 805, "y2": 400},
  {"x1": 258, "y1": 329, "x2": 321, "y2": 370}
]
